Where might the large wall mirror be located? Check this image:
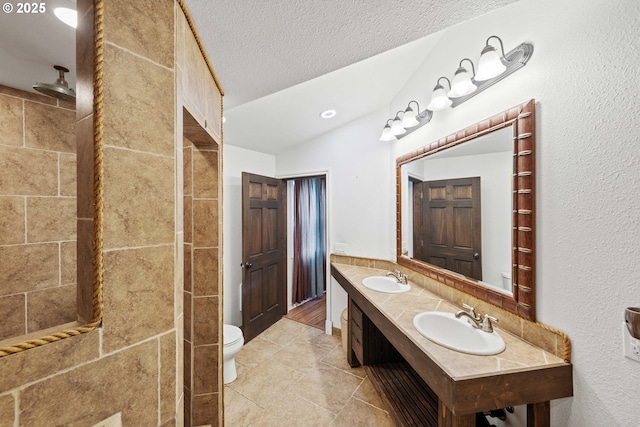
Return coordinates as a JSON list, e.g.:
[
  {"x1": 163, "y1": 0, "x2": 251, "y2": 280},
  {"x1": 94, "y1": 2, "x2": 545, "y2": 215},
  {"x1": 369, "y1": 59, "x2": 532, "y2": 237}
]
[{"x1": 396, "y1": 99, "x2": 536, "y2": 321}]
